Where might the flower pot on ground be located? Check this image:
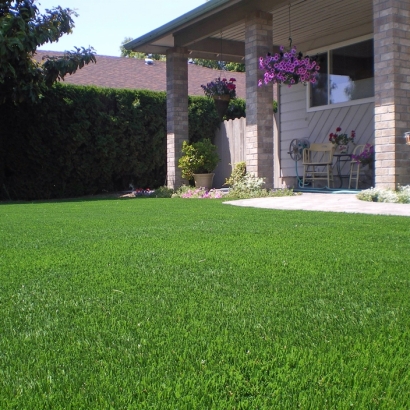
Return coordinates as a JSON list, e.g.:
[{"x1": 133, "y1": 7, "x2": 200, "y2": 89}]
[
  {"x1": 178, "y1": 139, "x2": 220, "y2": 188},
  {"x1": 193, "y1": 173, "x2": 215, "y2": 190}
]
